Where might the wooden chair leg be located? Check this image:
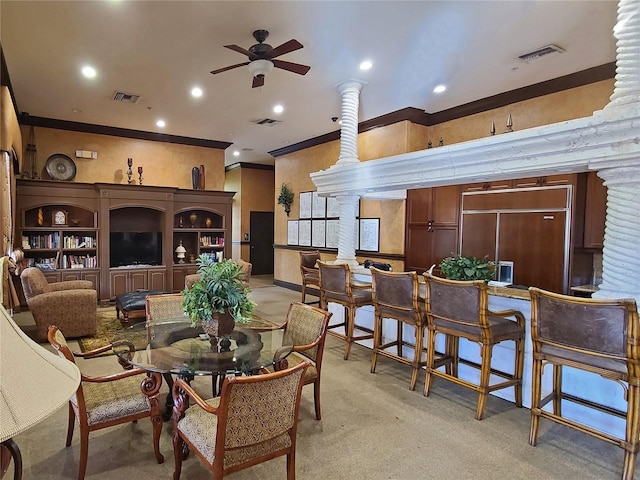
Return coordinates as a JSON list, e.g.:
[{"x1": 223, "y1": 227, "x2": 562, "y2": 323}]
[
  {"x1": 397, "y1": 320, "x2": 403, "y2": 358},
  {"x1": 424, "y1": 328, "x2": 436, "y2": 397},
  {"x1": 623, "y1": 384, "x2": 640, "y2": 480},
  {"x1": 553, "y1": 364, "x2": 563, "y2": 416},
  {"x1": 475, "y1": 343, "x2": 493, "y2": 420},
  {"x1": 529, "y1": 356, "x2": 543, "y2": 446},
  {"x1": 314, "y1": 380, "x2": 322, "y2": 420},
  {"x1": 78, "y1": 427, "x2": 89, "y2": 480},
  {"x1": 286, "y1": 450, "x2": 296, "y2": 480},
  {"x1": 66, "y1": 402, "x2": 75, "y2": 447},
  {"x1": 514, "y1": 337, "x2": 524, "y2": 407},
  {"x1": 150, "y1": 415, "x2": 165, "y2": 464},
  {"x1": 172, "y1": 432, "x2": 184, "y2": 480},
  {"x1": 301, "y1": 283, "x2": 307, "y2": 304},
  {"x1": 410, "y1": 324, "x2": 423, "y2": 391},
  {"x1": 449, "y1": 336, "x2": 460, "y2": 378},
  {"x1": 370, "y1": 314, "x2": 381, "y2": 373},
  {"x1": 344, "y1": 306, "x2": 355, "y2": 360}
]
